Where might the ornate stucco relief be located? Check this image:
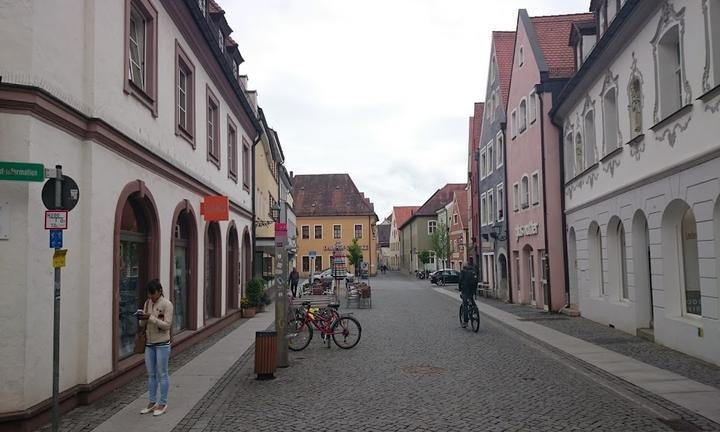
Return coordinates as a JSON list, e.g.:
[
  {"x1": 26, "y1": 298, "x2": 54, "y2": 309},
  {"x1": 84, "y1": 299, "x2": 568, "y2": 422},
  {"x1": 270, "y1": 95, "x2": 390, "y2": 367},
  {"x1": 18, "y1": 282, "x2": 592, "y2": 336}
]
[{"x1": 654, "y1": 115, "x2": 692, "y2": 147}]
